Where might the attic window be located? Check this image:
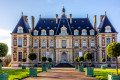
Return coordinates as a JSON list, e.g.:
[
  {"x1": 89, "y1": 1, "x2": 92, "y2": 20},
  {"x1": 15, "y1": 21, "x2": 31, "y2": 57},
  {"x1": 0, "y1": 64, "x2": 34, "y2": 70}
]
[
  {"x1": 18, "y1": 26, "x2": 23, "y2": 33},
  {"x1": 78, "y1": 27, "x2": 81, "y2": 29},
  {"x1": 72, "y1": 27, "x2": 74, "y2": 29},
  {"x1": 54, "y1": 27, "x2": 56, "y2": 29},
  {"x1": 51, "y1": 21, "x2": 53, "y2": 23},
  {"x1": 82, "y1": 21, "x2": 84, "y2": 22},
  {"x1": 74, "y1": 21, "x2": 76, "y2": 23},
  {"x1": 19, "y1": 29, "x2": 22, "y2": 33},
  {"x1": 44, "y1": 21, "x2": 46, "y2": 23},
  {"x1": 86, "y1": 27, "x2": 89, "y2": 29},
  {"x1": 105, "y1": 26, "x2": 111, "y2": 32},
  {"x1": 47, "y1": 27, "x2": 49, "y2": 29}
]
